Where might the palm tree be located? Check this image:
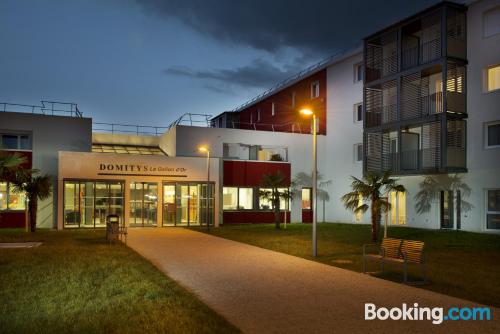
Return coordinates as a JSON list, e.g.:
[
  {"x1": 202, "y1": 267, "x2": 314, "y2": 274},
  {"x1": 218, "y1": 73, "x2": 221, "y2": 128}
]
[
  {"x1": 0, "y1": 151, "x2": 27, "y2": 180},
  {"x1": 341, "y1": 171, "x2": 405, "y2": 242},
  {"x1": 259, "y1": 171, "x2": 292, "y2": 229},
  {"x1": 292, "y1": 172, "x2": 332, "y2": 222},
  {"x1": 12, "y1": 171, "x2": 52, "y2": 232},
  {"x1": 415, "y1": 174, "x2": 472, "y2": 214}
]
